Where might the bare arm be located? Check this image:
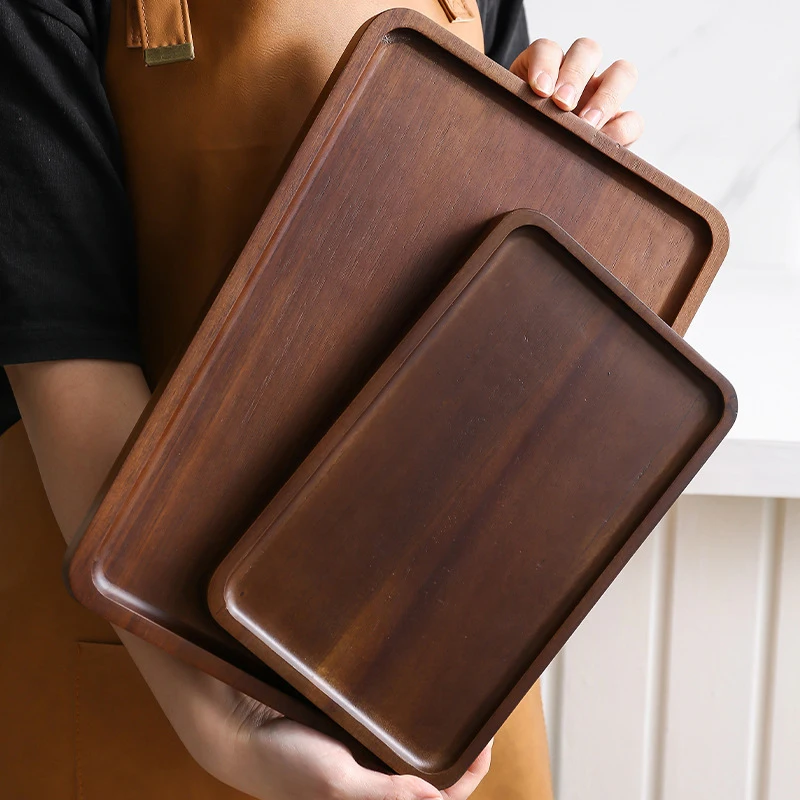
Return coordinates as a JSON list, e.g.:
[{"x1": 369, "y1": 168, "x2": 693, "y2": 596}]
[{"x1": 5, "y1": 359, "x2": 490, "y2": 800}]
